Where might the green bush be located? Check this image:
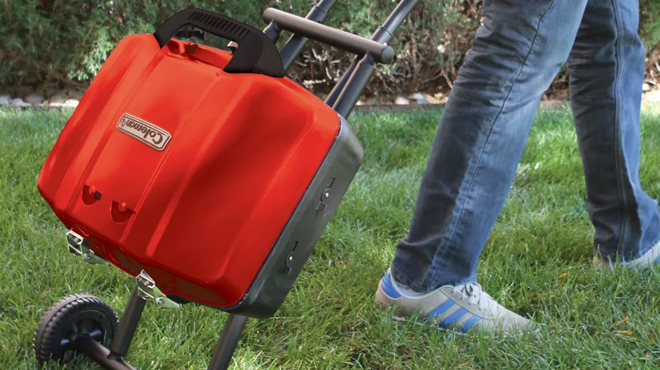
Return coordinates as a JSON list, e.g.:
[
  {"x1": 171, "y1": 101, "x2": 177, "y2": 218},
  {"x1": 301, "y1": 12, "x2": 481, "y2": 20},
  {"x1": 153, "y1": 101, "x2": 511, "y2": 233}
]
[
  {"x1": 0, "y1": 0, "x2": 274, "y2": 92},
  {"x1": 641, "y1": 0, "x2": 660, "y2": 69},
  {"x1": 293, "y1": 0, "x2": 481, "y2": 95},
  {"x1": 0, "y1": 0, "x2": 659, "y2": 96}
]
